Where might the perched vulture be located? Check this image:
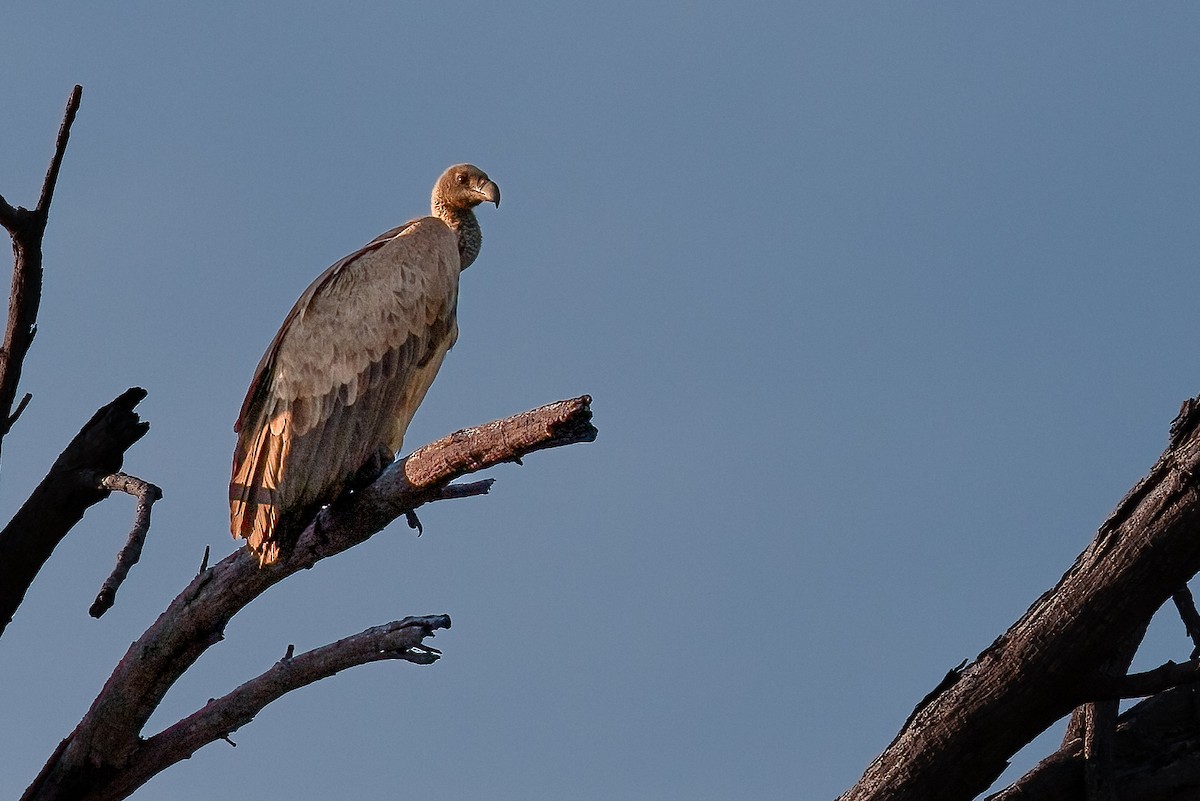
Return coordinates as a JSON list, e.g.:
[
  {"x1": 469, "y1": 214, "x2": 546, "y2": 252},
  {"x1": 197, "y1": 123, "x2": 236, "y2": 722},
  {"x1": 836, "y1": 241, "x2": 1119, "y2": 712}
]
[{"x1": 230, "y1": 164, "x2": 500, "y2": 565}]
